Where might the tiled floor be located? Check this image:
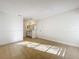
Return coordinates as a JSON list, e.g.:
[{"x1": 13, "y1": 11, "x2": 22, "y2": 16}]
[{"x1": 0, "y1": 37, "x2": 79, "y2": 59}]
